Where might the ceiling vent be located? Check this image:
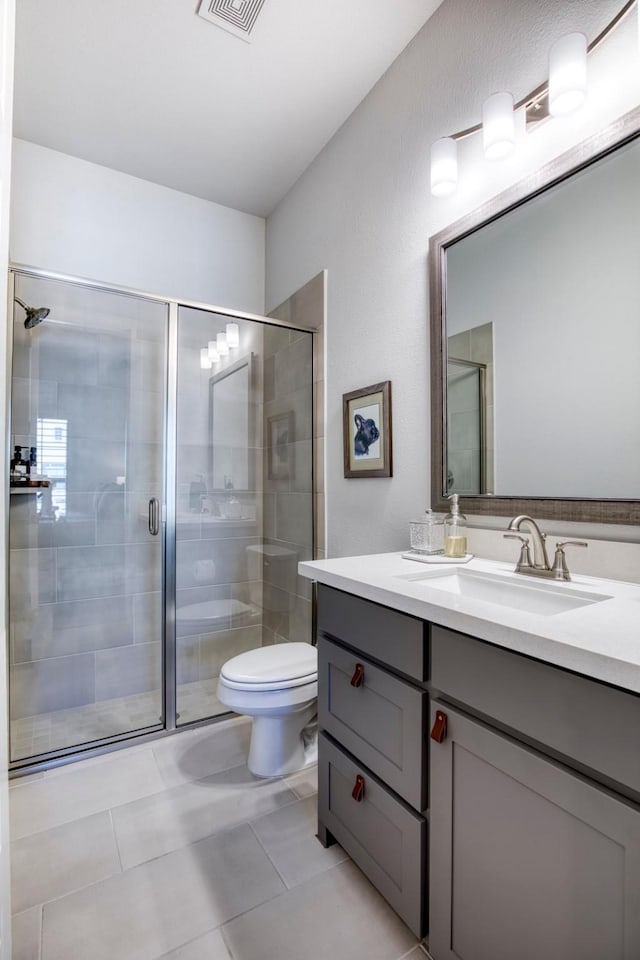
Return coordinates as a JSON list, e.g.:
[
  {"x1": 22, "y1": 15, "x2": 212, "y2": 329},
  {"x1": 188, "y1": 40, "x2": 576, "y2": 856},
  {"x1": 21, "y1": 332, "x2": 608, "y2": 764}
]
[{"x1": 197, "y1": 0, "x2": 267, "y2": 43}]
